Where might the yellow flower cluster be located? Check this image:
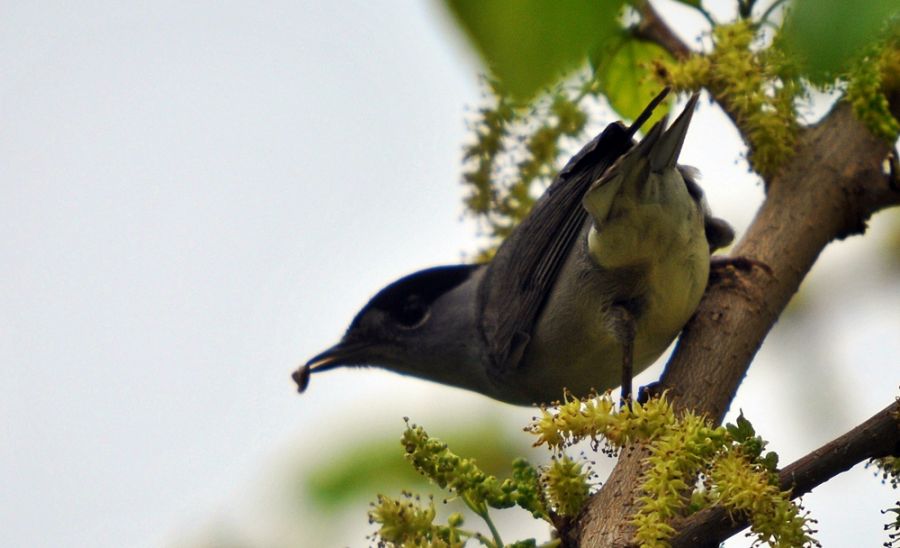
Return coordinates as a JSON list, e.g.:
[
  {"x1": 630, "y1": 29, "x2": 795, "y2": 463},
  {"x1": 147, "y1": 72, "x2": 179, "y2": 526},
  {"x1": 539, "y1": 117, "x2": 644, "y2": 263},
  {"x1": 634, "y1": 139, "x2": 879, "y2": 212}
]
[
  {"x1": 711, "y1": 450, "x2": 817, "y2": 547},
  {"x1": 870, "y1": 454, "x2": 900, "y2": 547},
  {"x1": 846, "y1": 42, "x2": 900, "y2": 142},
  {"x1": 461, "y1": 82, "x2": 590, "y2": 256},
  {"x1": 374, "y1": 394, "x2": 819, "y2": 547},
  {"x1": 368, "y1": 492, "x2": 464, "y2": 548},
  {"x1": 632, "y1": 413, "x2": 726, "y2": 547},
  {"x1": 401, "y1": 423, "x2": 508, "y2": 510},
  {"x1": 371, "y1": 421, "x2": 596, "y2": 546},
  {"x1": 655, "y1": 21, "x2": 800, "y2": 180},
  {"x1": 528, "y1": 391, "x2": 676, "y2": 450},
  {"x1": 543, "y1": 455, "x2": 591, "y2": 518},
  {"x1": 527, "y1": 393, "x2": 817, "y2": 547}
]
